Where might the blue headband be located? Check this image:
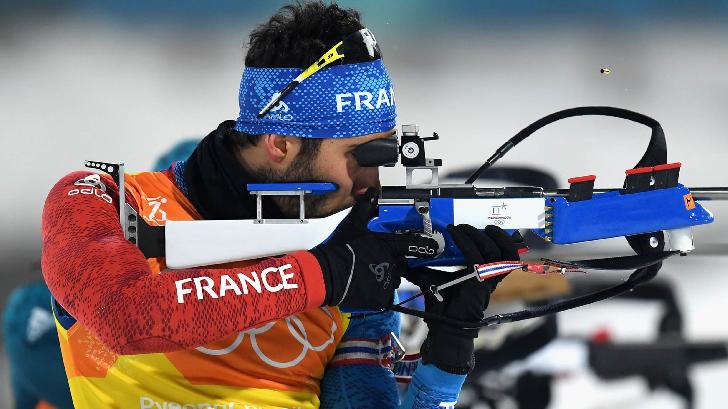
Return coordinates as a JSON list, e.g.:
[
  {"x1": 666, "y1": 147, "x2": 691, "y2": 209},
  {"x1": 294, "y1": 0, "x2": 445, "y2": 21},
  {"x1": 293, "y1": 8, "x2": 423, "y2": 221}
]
[{"x1": 234, "y1": 60, "x2": 396, "y2": 138}]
